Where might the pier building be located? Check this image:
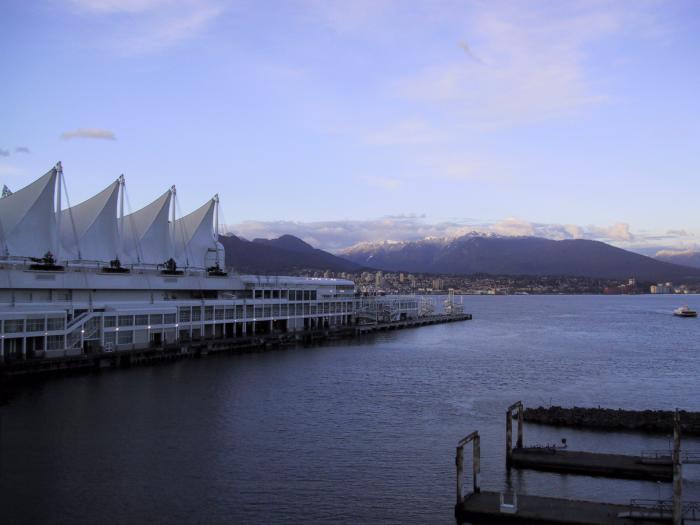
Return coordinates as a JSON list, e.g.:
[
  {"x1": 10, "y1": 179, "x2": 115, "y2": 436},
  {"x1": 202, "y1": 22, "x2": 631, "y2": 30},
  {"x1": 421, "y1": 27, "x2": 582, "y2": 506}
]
[{"x1": 0, "y1": 164, "x2": 424, "y2": 363}]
